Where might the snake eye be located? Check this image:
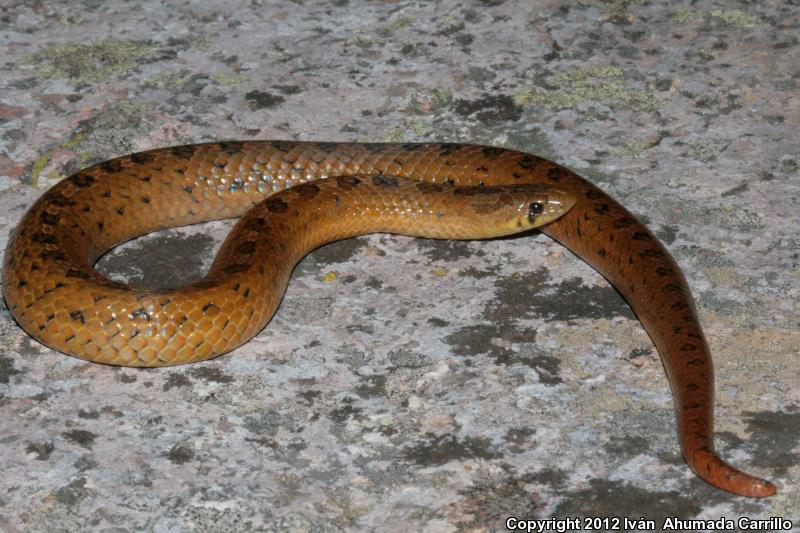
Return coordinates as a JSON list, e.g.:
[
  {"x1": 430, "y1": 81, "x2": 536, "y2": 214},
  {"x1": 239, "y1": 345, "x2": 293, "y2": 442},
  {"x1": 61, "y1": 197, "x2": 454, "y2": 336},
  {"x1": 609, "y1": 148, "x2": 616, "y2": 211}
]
[{"x1": 528, "y1": 202, "x2": 544, "y2": 221}]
